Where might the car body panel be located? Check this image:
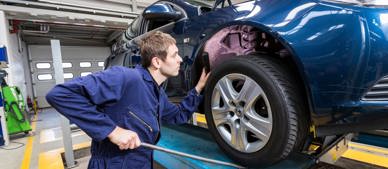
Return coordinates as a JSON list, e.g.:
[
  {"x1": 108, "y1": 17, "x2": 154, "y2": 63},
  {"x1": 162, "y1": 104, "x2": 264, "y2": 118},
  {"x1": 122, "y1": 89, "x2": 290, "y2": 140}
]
[
  {"x1": 272, "y1": 2, "x2": 388, "y2": 124},
  {"x1": 107, "y1": 0, "x2": 388, "y2": 127}
]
